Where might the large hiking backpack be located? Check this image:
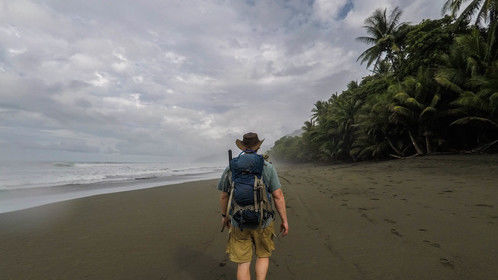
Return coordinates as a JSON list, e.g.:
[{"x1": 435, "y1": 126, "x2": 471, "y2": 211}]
[{"x1": 228, "y1": 151, "x2": 274, "y2": 229}]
